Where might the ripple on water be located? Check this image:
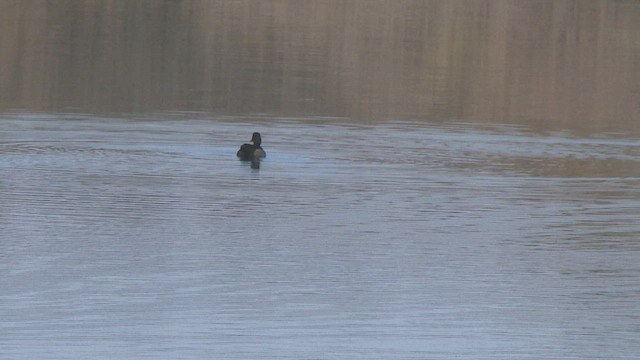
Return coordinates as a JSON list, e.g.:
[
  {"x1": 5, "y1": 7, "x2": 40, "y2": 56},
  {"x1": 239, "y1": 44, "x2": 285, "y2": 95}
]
[{"x1": 1, "y1": 114, "x2": 640, "y2": 359}]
